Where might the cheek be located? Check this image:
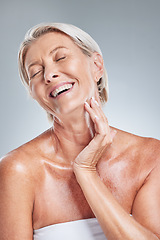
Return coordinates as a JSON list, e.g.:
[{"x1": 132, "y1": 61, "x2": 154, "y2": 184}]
[
  {"x1": 65, "y1": 57, "x2": 90, "y2": 77},
  {"x1": 29, "y1": 84, "x2": 37, "y2": 99},
  {"x1": 30, "y1": 82, "x2": 43, "y2": 100},
  {"x1": 65, "y1": 60, "x2": 81, "y2": 76}
]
